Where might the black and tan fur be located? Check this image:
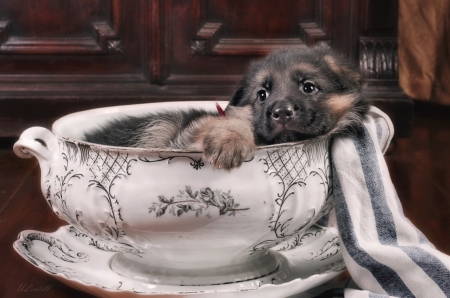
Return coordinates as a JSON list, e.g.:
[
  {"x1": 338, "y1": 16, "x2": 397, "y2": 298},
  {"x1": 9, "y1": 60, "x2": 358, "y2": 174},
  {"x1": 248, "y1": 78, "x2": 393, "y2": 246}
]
[{"x1": 84, "y1": 46, "x2": 370, "y2": 169}]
